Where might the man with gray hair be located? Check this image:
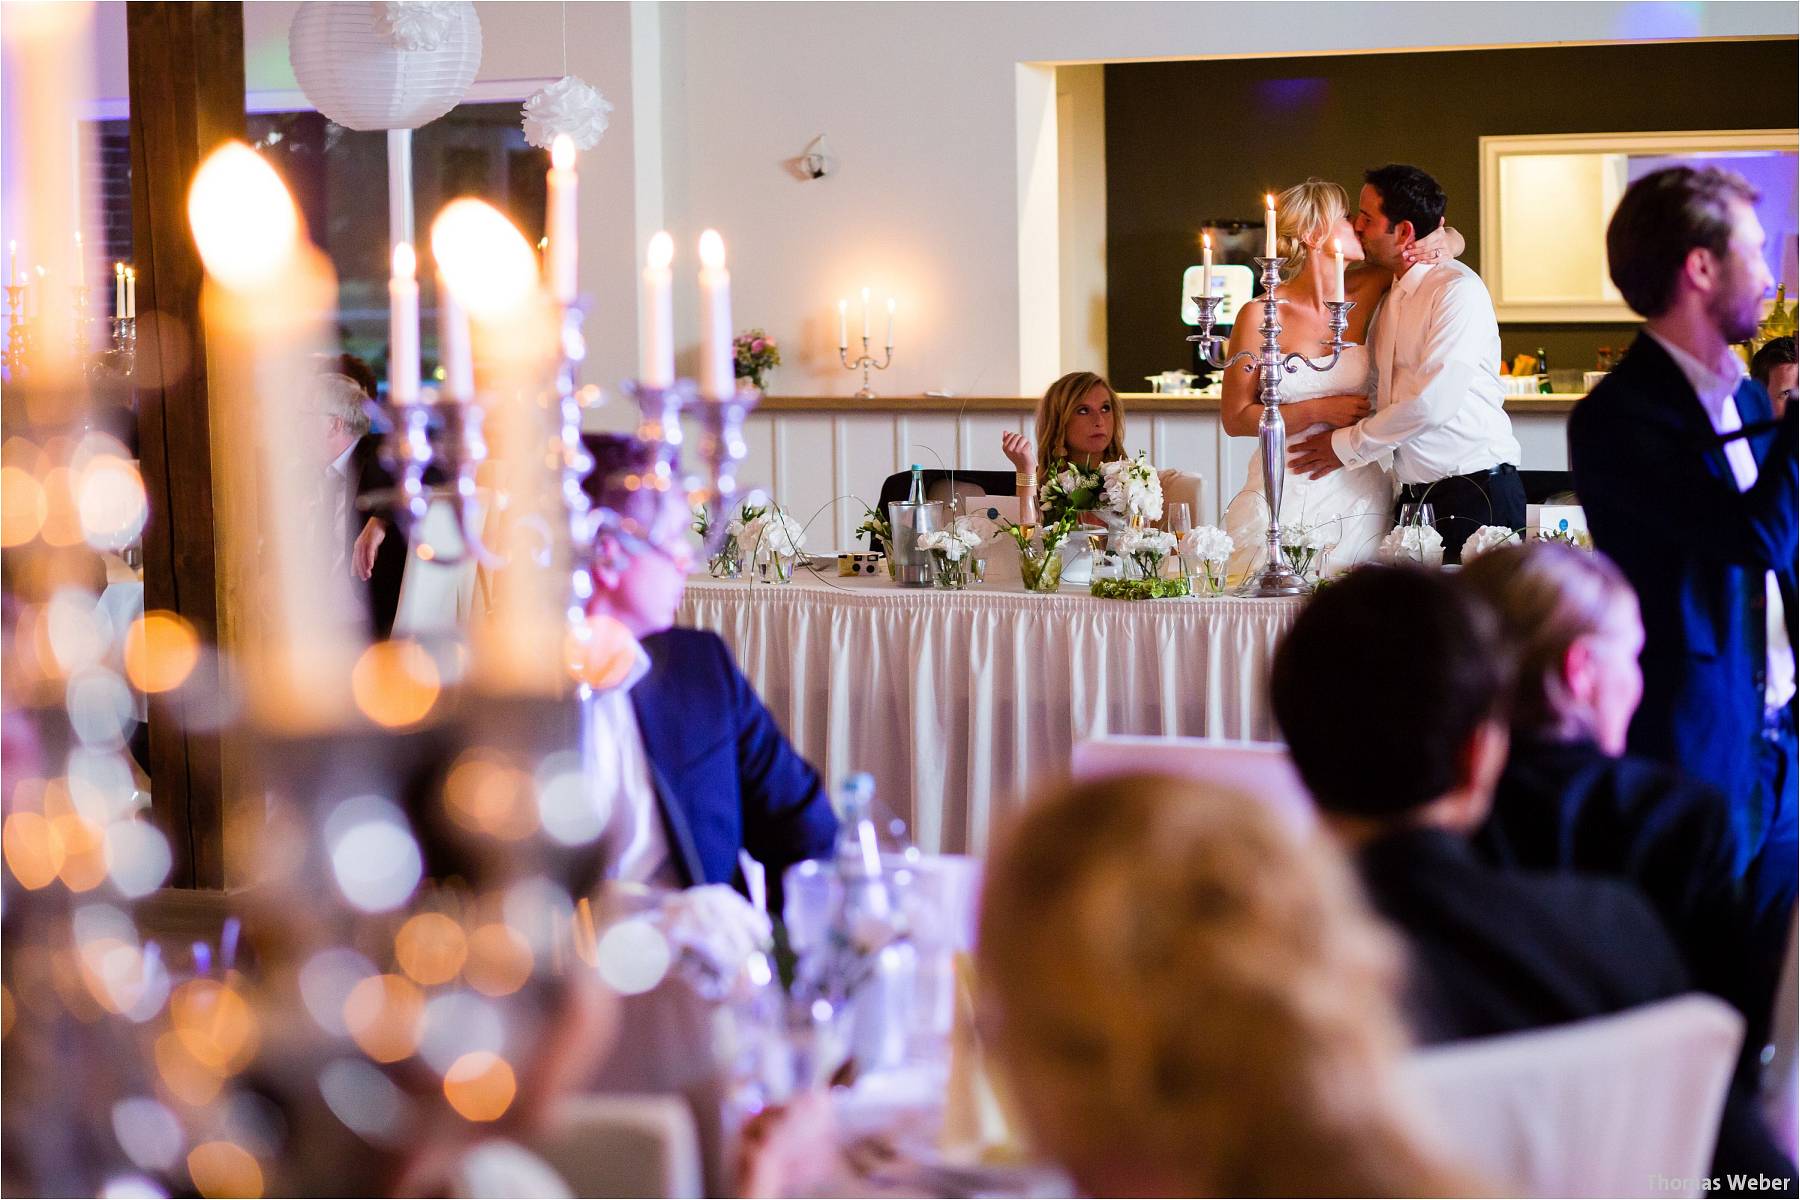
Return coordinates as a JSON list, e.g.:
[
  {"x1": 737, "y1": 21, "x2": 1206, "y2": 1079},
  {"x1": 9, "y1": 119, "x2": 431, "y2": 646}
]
[{"x1": 304, "y1": 371, "x2": 402, "y2": 635}]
